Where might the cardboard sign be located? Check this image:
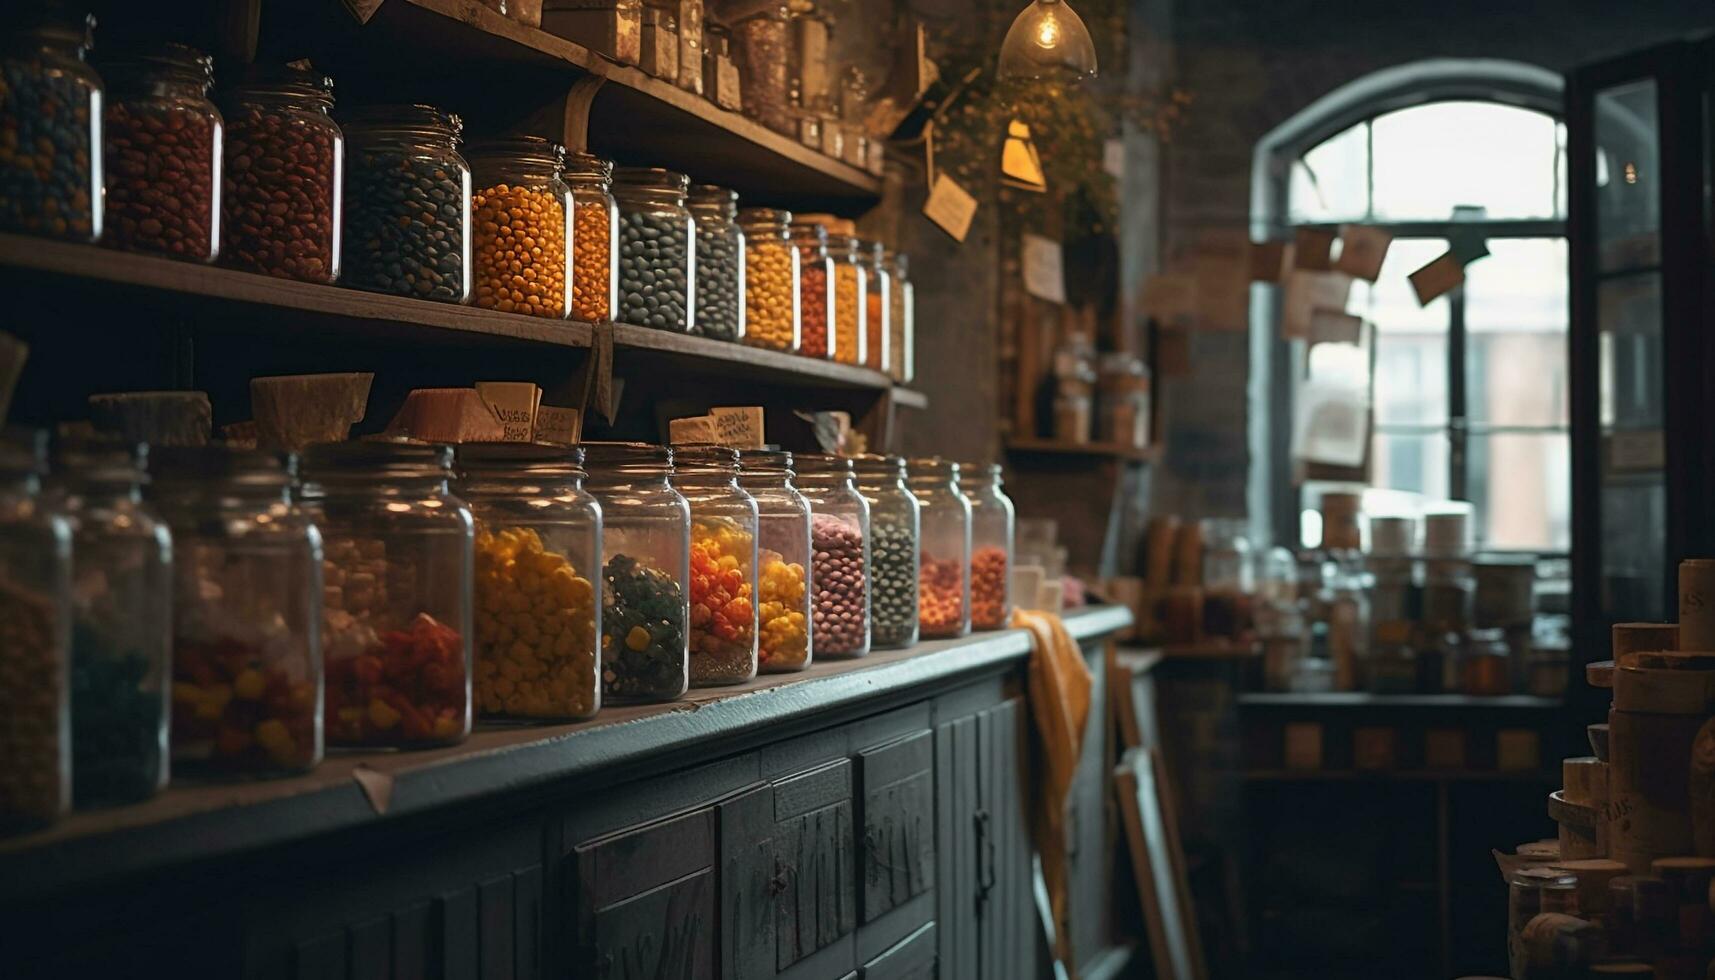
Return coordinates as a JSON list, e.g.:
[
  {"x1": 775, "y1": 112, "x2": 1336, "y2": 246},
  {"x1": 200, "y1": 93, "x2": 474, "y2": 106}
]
[
  {"x1": 1334, "y1": 225, "x2": 1392, "y2": 282},
  {"x1": 535, "y1": 406, "x2": 583, "y2": 445},
  {"x1": 709, "y1": 406, "x2": 765, "y2": 448},
  {"x1": 1293, "y1": 227, "x2": 1336, "y2": 271},
  {"x1": 668, "y1": 415, "x2": 718, "y2": 445},
  {"x1": 1022, "y1": 233, "x2": 1066, "y2": 304},
  {"x1": 1309, "y1": 309, "x2": 1365, "y2": 346},
  {"x1": 1249, "y1": 241, "x2": 1288, "y2": 283},
  {"x1": 476, "y1": 382, "x2": 541, "y2": 442},
  {"x1": 923, "y1": 173, "x2": 977, "y2": 242},
  {"x1": 1408, "y1": 252, "x2": 1465, "y2": 305}
]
